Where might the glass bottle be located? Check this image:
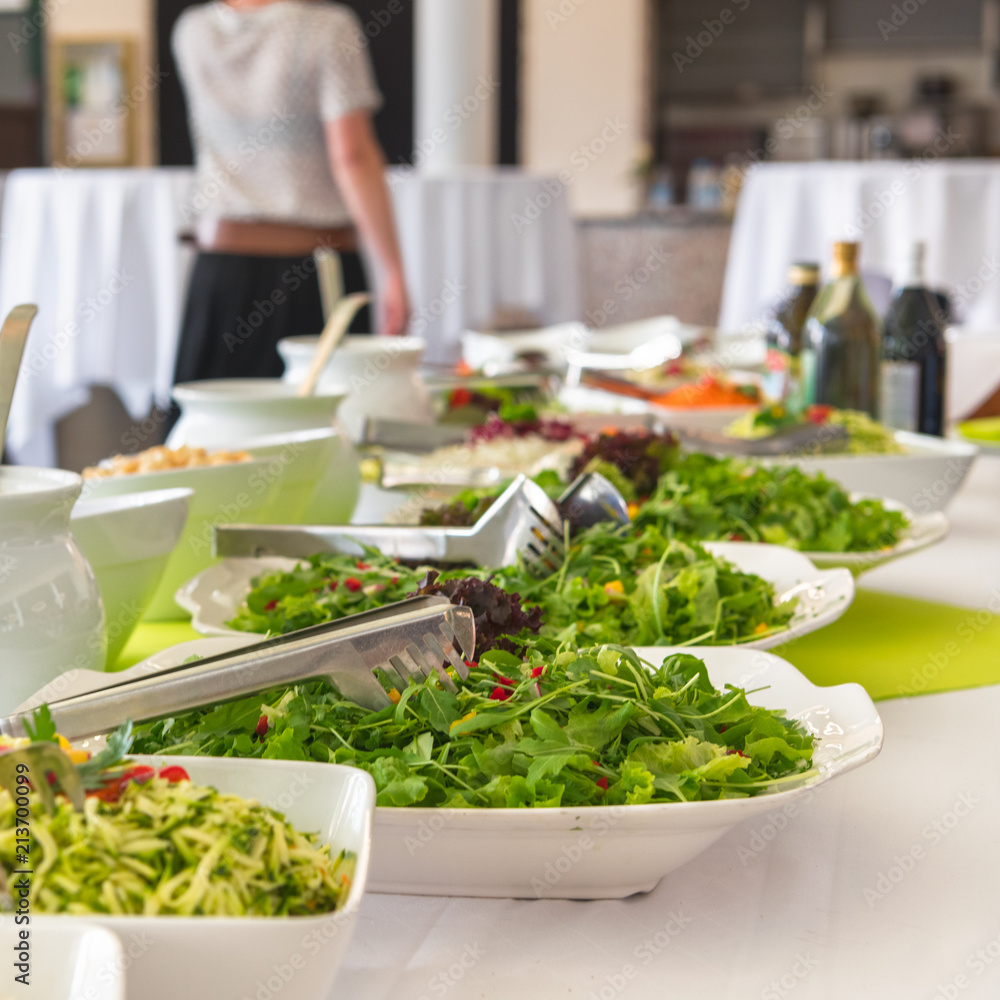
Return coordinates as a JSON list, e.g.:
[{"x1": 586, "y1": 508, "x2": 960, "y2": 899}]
[
  {"x1": 879, "y1": 241, "x2": 947, "y2": 436},
  {"x1": 801, "y1": 242, "x2": 882, "y2": 416},
  {"x1": 763, "y1": 262, "x2": 820, "y2": 405}
]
